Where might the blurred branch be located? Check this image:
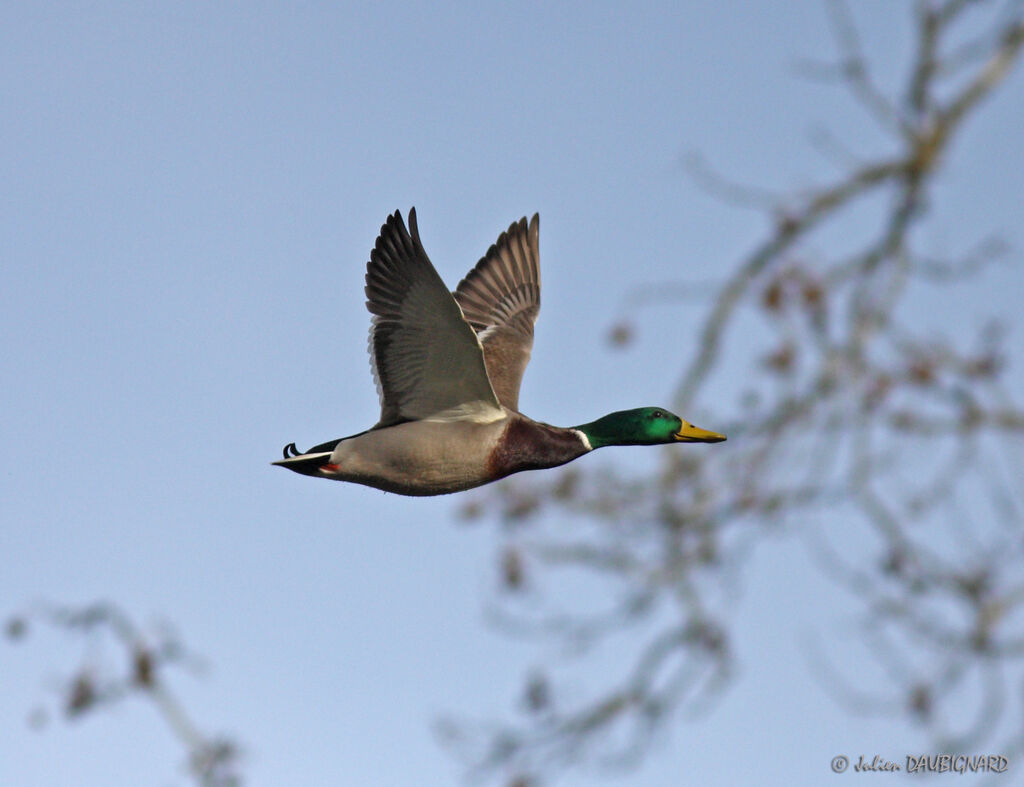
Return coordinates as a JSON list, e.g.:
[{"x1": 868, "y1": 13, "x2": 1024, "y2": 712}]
[
  {"x1": 451, "y1": 2, "x2": 1024, "y2": 784},
  {"x1": 5, "y1": 601, "x2": 242, "y2": 787}
]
